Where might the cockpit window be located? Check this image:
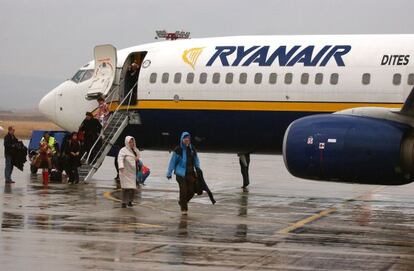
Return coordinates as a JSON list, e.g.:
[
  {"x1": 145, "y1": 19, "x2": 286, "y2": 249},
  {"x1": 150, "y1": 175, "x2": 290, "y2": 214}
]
[
  {"x1": 80, "y1": 69, "x2": 94, "y2": 82},
  {"x1": 71, "y1": 70, "x2": 85, "y2": 83}
]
